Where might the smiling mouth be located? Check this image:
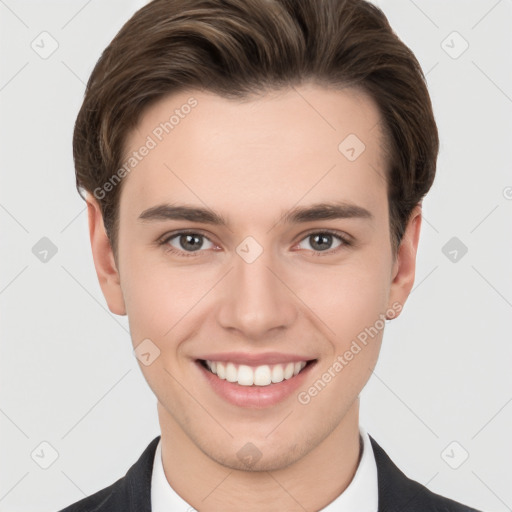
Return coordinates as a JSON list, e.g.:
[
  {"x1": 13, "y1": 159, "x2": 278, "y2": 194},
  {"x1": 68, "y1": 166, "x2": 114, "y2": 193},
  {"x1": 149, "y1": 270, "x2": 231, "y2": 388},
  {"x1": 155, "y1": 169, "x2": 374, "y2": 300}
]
[{"x1": 198, "y1": 359, "x2": 316, "y2": 386}]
